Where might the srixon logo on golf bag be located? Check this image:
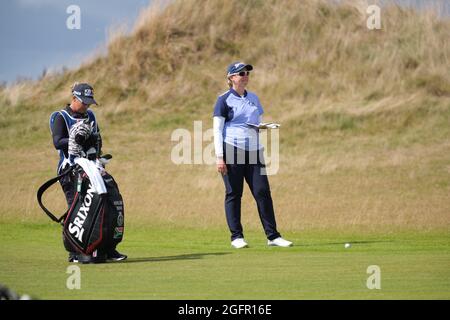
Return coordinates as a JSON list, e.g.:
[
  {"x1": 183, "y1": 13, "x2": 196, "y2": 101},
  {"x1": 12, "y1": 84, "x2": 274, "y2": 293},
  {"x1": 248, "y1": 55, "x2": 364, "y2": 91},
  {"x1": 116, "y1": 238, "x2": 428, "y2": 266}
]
[
  {"x1": 62, "y1": 171, "x2": 124, "y2": 255},
  {"x1": 67, "y1": 183, "x2": 96, "y2": 242}
]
